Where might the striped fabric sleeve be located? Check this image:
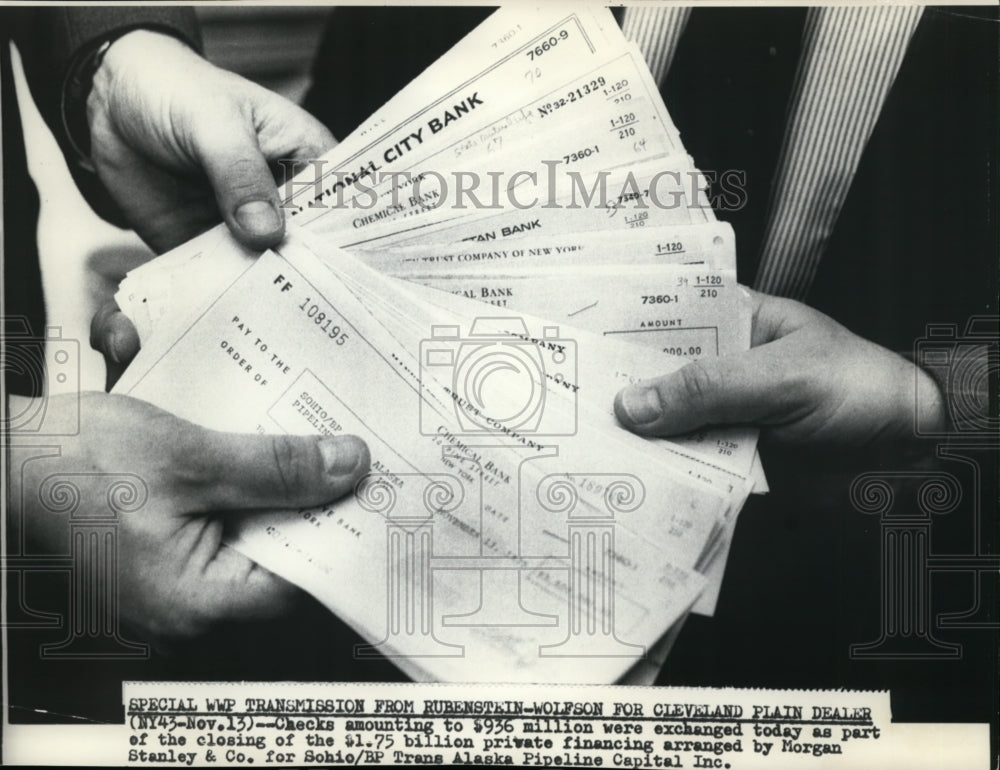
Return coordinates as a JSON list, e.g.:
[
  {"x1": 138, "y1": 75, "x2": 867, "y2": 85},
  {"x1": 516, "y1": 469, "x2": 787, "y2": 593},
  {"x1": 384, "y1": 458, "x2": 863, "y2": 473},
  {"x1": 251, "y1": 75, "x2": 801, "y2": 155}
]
[
  {"x1": 620, "y1": 5, "x2": 691, "y2": 88},
  {"x1": 753, "y1": 6, "x2": 924, "y2": 300}
]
